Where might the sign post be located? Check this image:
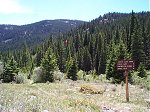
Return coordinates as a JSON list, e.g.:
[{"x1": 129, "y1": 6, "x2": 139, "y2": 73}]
[
  {"x1": 117, "y1": 60, "x2": 135, "y2": 102},
  {"x1": 125, "y1": 70, "x2": 129, "y2": 102}
]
